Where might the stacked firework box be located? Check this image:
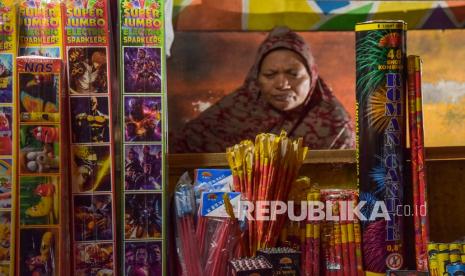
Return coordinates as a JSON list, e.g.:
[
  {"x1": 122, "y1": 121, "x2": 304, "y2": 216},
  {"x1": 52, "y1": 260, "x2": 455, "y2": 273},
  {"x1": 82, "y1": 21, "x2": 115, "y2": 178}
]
[
  {"x1": 230, "y1": 256, "x2": 274, "y2": 276},
  {"x1": 0, "y1": 1, "x2": 15, "y2": 274},
  {"x1": 257, "y1": 247, "x2": 301, "y2": 275},
  {"x1": 17, "y1": 1, "x2": 67, "y2": 275},
  {"x1": 356, "y1": 20, "x2": 407, "y2": 274},
  {"x1": 119, "y1": 0, "x2": 165, "y2": 275},
  {"x1": 63, "y1": 0, "x2": 117, "y2": 274},
  {"x1": 428, "y1": 243, "x2": 465, "y2": 276}
]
